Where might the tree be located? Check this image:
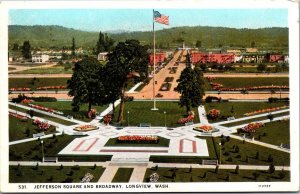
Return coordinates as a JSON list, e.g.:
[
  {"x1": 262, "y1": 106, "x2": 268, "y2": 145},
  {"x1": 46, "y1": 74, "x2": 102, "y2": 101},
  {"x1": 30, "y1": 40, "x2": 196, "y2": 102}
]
[
  {"x1": 22, "y1": 41, "x2": 31, "y2": 59},
  {"x1": 71, "y1": 37, "x2": 76, "y2": 56},
  {"x1": 215, "y1": 165, "x2": 219, "y2": 174},
  {"x1": 267, "y1": 154, "x2": 274, "y2": 163},
  {"x1": 267, "y1": 113, "x2": 274, "y2": 121},
  {"x1": 195, "y1": 40, "x2": 202, "y2": 48},
  {"x1": 95, "y1": 32, "x2": 115, "y2": 54},
  {"x1": 67, "y1": 57, "x2": 106, "y2": 112},
  {"x1": 268, "y1": 163, "x2": 275, "y2": 174},
  {"x1": 176, "y1": 56, "x2": 205, "y2": 113},
  {"x1": 12, "y1": 43, "x2": 19, "y2": 51},
  {"x1": 257, "y1": 63, "x2": 266, "y2": 72},
  {"x1": 255, "y1": 151, "x2": 260, "y2": 160},
  {"x1": 105, "y1": 39, "x2": 149, "y2": 122},
  {"x1": 235, "y1": 165, "x2": 239, "y2": 174}
]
